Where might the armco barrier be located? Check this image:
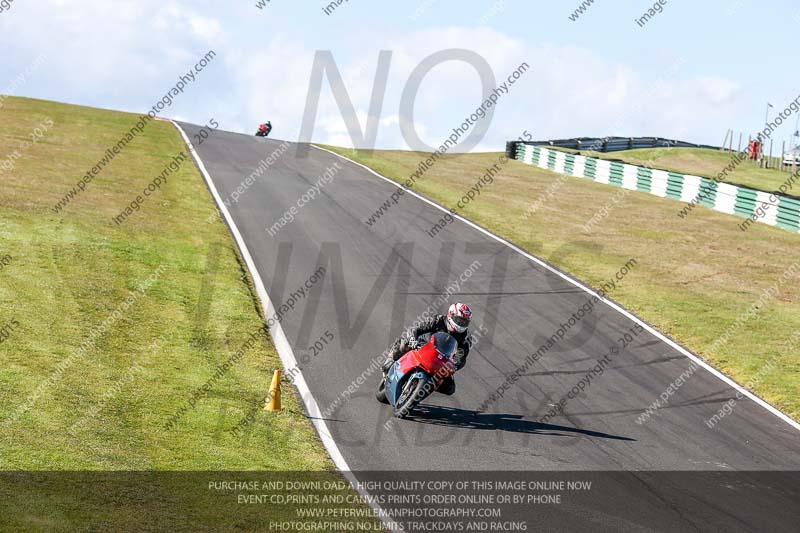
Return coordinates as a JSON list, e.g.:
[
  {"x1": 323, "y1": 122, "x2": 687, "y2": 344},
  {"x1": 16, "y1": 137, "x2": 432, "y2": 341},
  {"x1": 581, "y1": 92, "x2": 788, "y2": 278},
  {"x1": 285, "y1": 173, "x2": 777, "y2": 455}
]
[
  {"x1": 513, "y1": 143, "x2": 800, "y2": 234},
  {"x1": 506, "y1": 136, "x2": 720, "y2": 154}
]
